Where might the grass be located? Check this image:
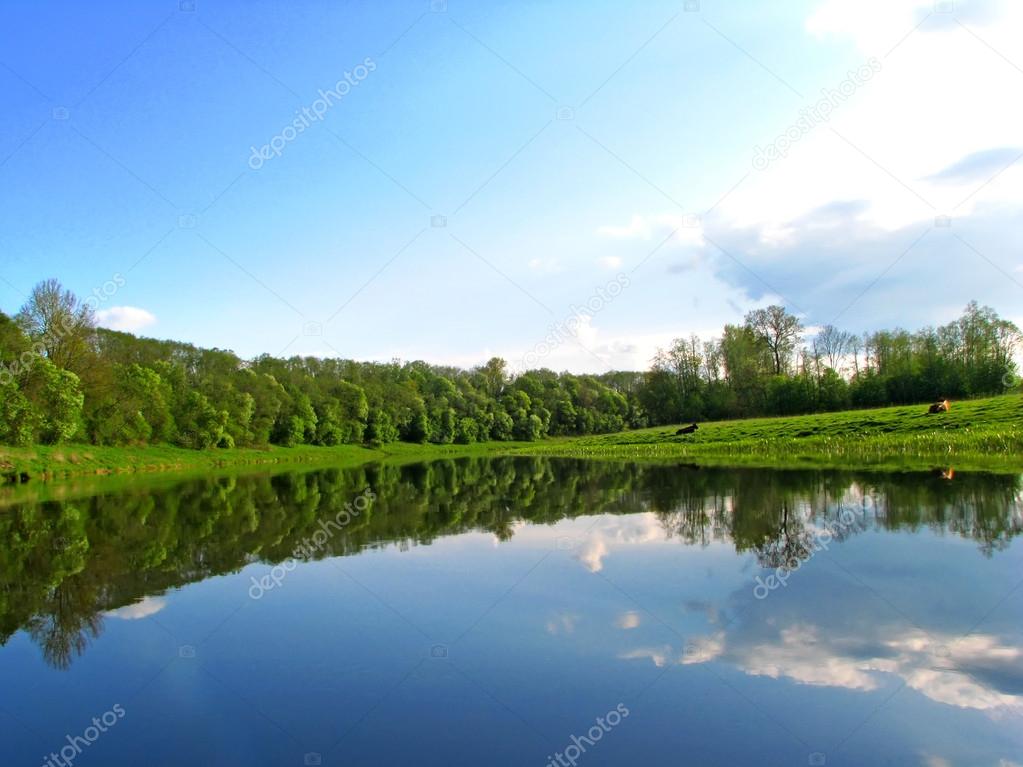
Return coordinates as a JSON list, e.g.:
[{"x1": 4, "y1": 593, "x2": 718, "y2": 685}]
[
  {"x1": 512, "y1": 394, "x2": 1023, "y2": 472},
  {"x1": 1, "y1": 394, "x2": 1020, "y2": 487},
  {"x1": 0, "y1": 442, "x2": 386, "y2": 482}
]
